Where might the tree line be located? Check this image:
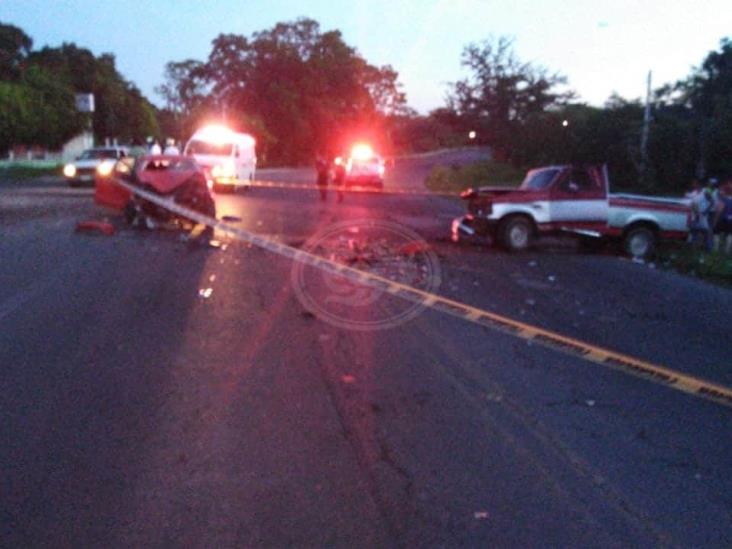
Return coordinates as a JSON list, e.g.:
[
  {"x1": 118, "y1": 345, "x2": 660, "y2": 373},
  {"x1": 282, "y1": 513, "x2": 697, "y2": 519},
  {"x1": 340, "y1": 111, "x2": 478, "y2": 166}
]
[
  {"x1": 1, "y1": 18, "x2": 730, "y2": 191},
  {"x1": 0, "y1": 22, "x2": 158, "y2": 154},
  {"x1": 394, "y1": 36, "x2": 732, "y2": 193}
]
